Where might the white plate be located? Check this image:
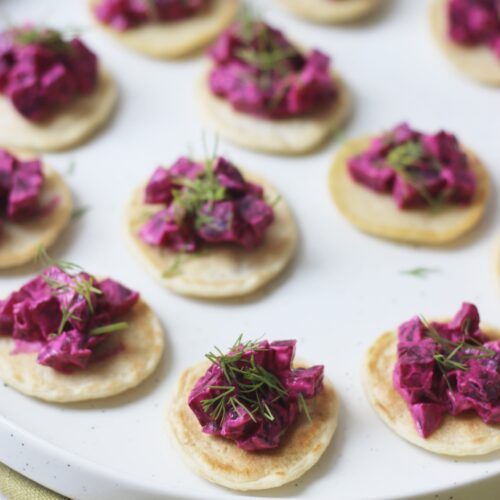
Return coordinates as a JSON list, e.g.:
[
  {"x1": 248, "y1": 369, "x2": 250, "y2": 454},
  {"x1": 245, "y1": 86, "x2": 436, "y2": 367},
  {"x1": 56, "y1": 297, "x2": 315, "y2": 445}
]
[{"x1": 1, "y1": 0, "x2": 499, "y2": 498}]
